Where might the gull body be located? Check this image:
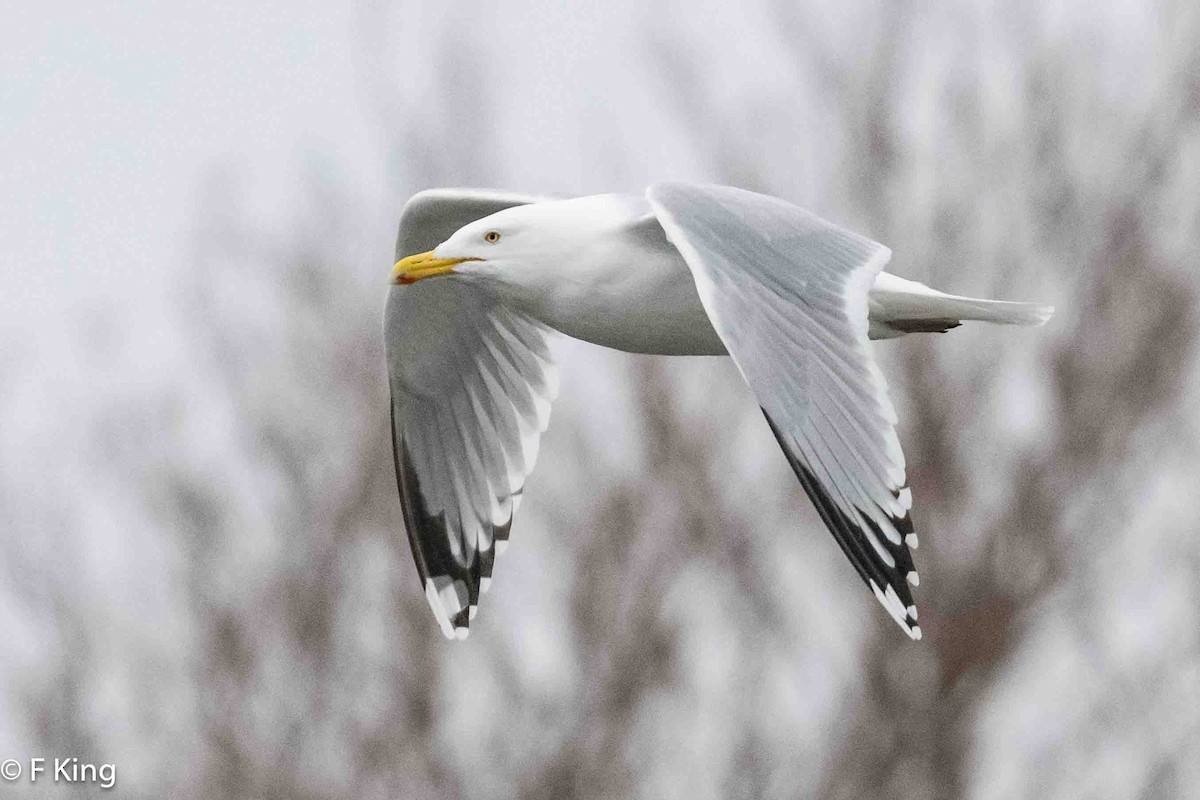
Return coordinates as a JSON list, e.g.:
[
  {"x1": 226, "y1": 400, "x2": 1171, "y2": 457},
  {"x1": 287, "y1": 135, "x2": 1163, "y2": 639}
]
[
  {"x1": 425, "y1": 193, "x2": 1045, "y2": 355},
  {"x1": 435, "y1": 194, "x2": 725, "y2": 355},
  {"x1": 385, "y1": 184, "x2": 1054, "y2": 641}
]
